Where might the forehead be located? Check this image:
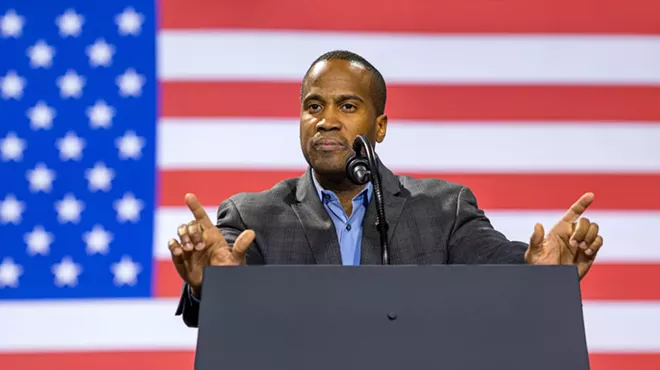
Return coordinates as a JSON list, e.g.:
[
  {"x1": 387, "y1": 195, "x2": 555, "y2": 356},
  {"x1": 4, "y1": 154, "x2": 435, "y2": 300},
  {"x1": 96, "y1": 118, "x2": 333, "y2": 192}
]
[{"x1": 302, "y1": 59, "x2": 373, "y2": 97}]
